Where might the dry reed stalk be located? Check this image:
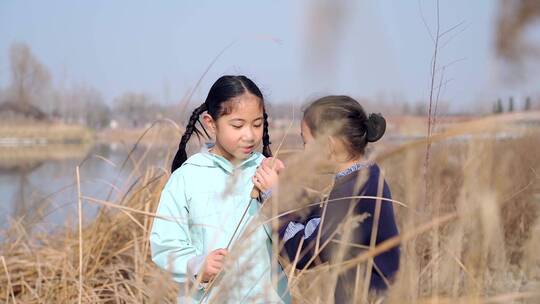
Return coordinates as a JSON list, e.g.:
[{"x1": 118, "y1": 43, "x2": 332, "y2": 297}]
[
  {"x1": 1, "y1": 255, "x2": 16, "y2": 304},
  {"x1": 76, "y1": 166, "x2": 83, "y2": 304}
]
